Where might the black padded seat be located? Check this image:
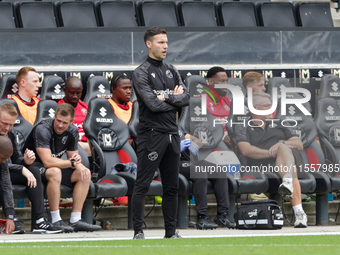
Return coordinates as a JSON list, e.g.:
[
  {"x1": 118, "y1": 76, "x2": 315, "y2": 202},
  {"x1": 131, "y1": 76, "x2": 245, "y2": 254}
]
[
  {"x1": 58, "y1": 1, "x2": 98, "y2": 28},
  {"x1": 179, "y1": 1, "x2": 218, "y2": 27},
  {"x1": 258, "y1": 2, "x2": 297, "y2": 27},
  {"x1": 0, "y1": 2, "x2": 16, "y2": 29},
  {"x1": 138, "y1": 1, "x2": 179, "y2": 27},
  {"x1": 17, "y1": 2, "x2": 58, "y2": 28},
  {"x1": 40, "y1": 75, "x2": 65, "y2": 101},
  {"x1": 219, "y1": 2, "x2": 257, "y2": 27},
  {"x1": 84, "y1": 76, "x2": 112, "y2": 104},
  {"x1": 99, "y1": 1, "x2": 138, "y2": 27},
  {"x1": 0, "y1": 74, "x2": 17, "y2": 99},
  {"x1": 296, "y1": 2, "x2": 333, "y2": 27},
  {"x1": 34, "y1": 99, "x2": 58, "y2": 125}
]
